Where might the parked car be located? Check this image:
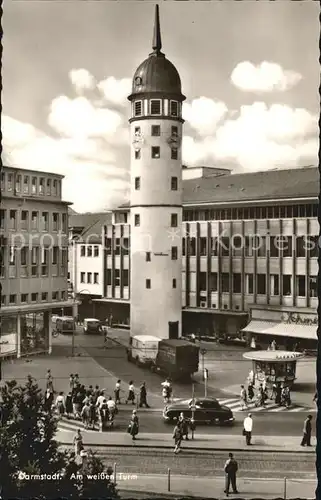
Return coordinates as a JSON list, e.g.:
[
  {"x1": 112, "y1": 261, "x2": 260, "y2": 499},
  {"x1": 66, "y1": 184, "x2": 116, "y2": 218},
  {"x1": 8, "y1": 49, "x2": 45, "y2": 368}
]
[
  {"x1": 163, "y1": 397, "x2": 235, "y2": 425},
  {"x1": 83, "y1": 318, "x2": 103, "y2": 335}
]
